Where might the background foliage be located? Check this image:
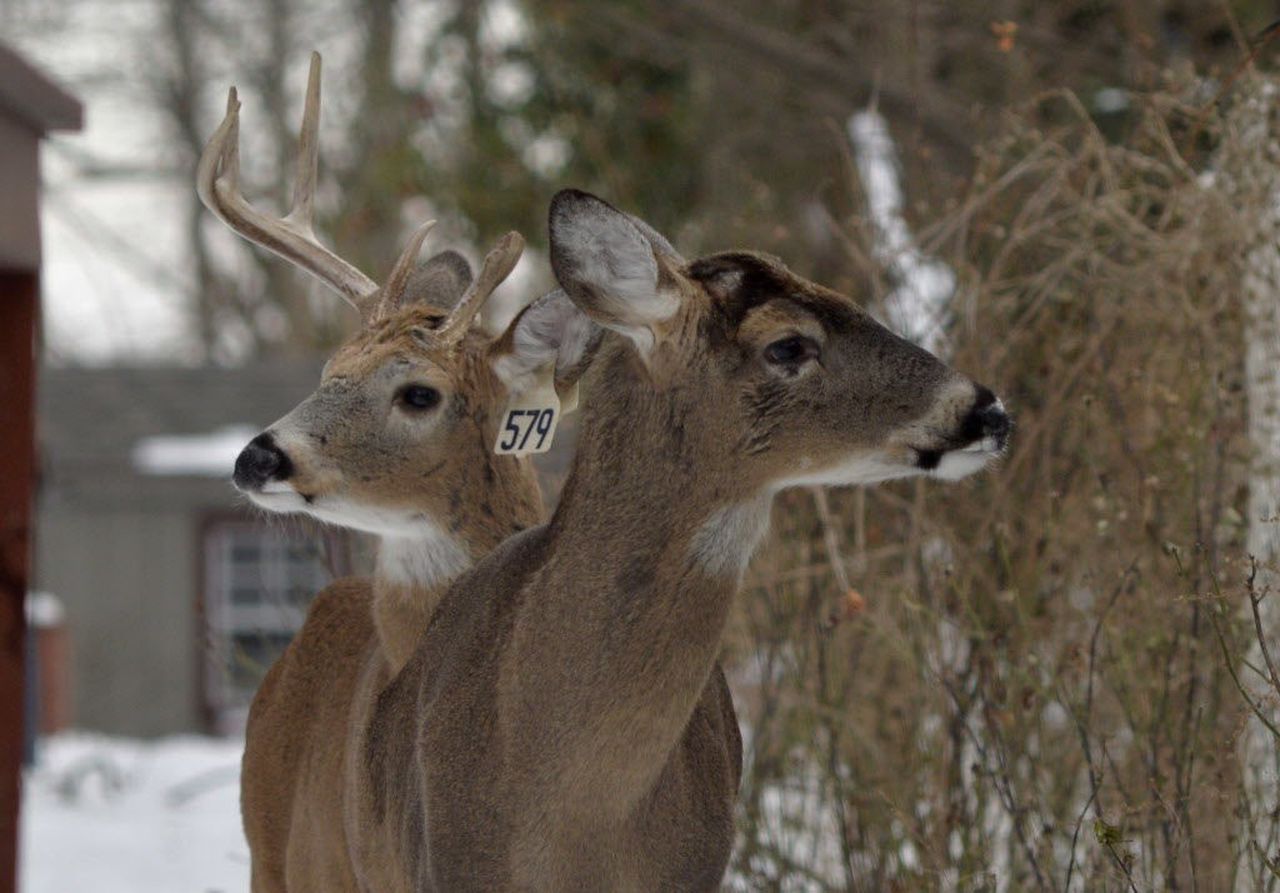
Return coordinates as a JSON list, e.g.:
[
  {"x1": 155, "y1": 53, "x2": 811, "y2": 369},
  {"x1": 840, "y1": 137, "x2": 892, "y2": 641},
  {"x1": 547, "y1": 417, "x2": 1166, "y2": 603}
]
[{"x1": 9, "y1": 0, "x2": 1280, "y2": 889}]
